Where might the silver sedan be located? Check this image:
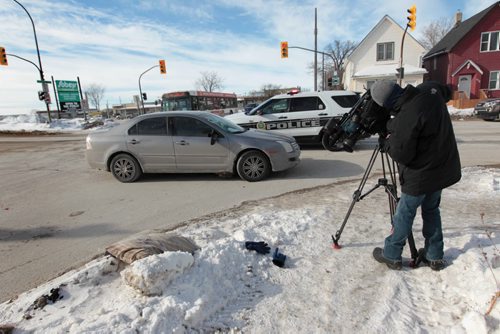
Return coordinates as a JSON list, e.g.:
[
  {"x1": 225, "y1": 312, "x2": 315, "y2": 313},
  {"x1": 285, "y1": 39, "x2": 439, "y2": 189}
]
[{"x1": 85, "y1": 111, "x2": 300, "y2": 182}]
